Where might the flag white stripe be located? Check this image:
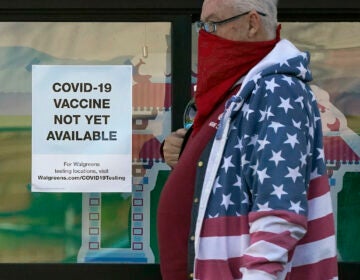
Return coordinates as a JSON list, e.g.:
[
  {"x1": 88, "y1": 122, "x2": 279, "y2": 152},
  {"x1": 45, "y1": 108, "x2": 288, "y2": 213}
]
[
  {"x1": 244, "y1": 240, "x2": 288, "y2": 263},
  {"x1": 307, "y1": 192, "x2": 333, "y2": 221},
  {"x1": 240, "y1": 267, "x2": 277, "y2": 280},
  {"x1": 198, "y1": 235, "x2": 289, "y2": 262},
  {"x1": 250, "y1": 216, "x2": 306, "y2": 240},
  {"x1": 198, "y1": 235, "x2": 250, "y2": 260},
  {"x1": 292, "y1": 236, "x2": 337, "y2": 267}
]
